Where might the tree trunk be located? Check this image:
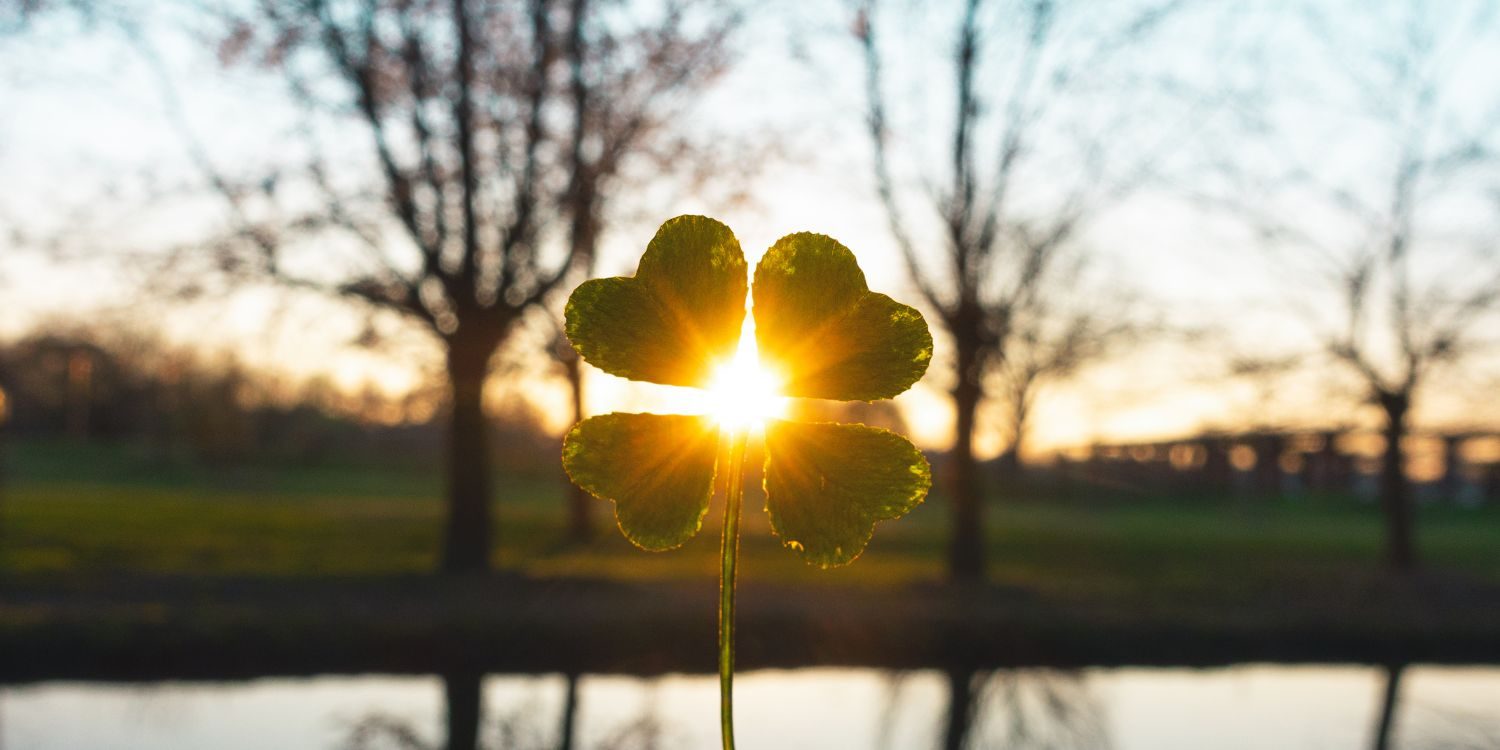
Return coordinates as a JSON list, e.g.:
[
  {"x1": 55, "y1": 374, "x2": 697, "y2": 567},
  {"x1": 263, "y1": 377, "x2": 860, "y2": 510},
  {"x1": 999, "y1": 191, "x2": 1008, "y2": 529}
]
[
  {"x1": 942, "y1": 669, "x2": 980, "y2": 750},
  {"x1": 948, "y1": 338, "x2": 985, "y2": 583},
  {"x1": 1440, "y1": 434, "x2": 1464, "y2": 503},
  {"x1": 66, "y1": 350, "x2": 93, "y2": 441},
  {"x1": 563, "y1": 350, "x2": 592, "y2": 542},
  {"x1": 1370, "y1": 663, "x2": 1403, "y2": 750},
  {"x1": 1378, "y1": 392, "x2": 1416, "y2": 570},
  {"x1": 997, "y1": 391, "x2": 1028, "y2": 492},
  {"x1": 443, "y1": 669, "x2": 482, "y2": 750},
  {"x1": 996, "y1": 447, "x2": 1020, "y2": 495},
  {"x1": 441, "y1": 338, "x2": 497, "y2": 574},
  {"x1": 558, "y1": 672, "x2": 580, "y2": 750},
  {"x1": 0, "y1": 411, "x2": 7, "y2": 553}
]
